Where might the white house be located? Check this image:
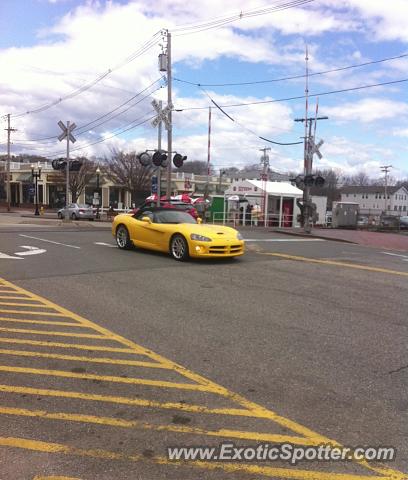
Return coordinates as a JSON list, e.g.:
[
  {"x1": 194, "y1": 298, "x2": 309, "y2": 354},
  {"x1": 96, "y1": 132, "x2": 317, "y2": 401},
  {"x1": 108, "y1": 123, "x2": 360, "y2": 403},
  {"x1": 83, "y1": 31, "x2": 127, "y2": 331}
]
[
  {"x1": 224, "y1": 179, "x2": 303, "y2": 227},
  {"x1": 339, "y1": 185, "x2": 408, "y2": 217}
]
